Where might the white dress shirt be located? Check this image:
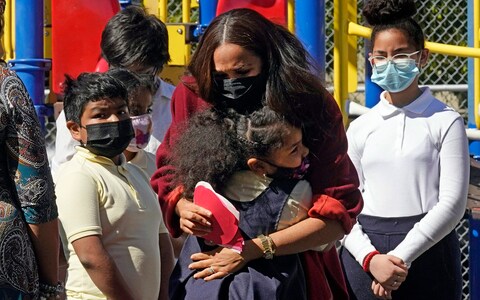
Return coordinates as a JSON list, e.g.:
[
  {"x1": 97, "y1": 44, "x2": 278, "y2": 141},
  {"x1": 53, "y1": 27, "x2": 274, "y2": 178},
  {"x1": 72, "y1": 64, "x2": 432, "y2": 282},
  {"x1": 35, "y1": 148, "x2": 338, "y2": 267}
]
[
  {"x1": 51, "y1": 78, "x2": 174, "y2": 175},
  {"x1": 342, "y1": 87, "x2": 469, "y2": 267}
]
